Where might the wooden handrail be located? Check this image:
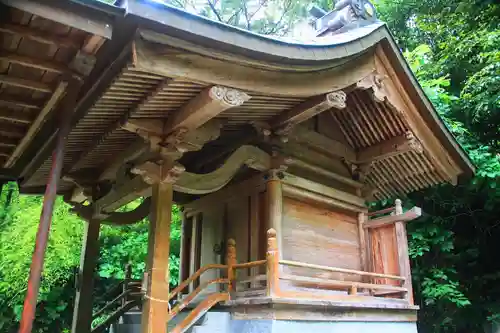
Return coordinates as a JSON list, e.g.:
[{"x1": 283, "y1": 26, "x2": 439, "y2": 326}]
[
  {"x1": 171, "y1": 293, "x2": 230, "y2": 333},
  {"x1": 91, "y1": 300, "x2": 139, "y2": 333},
  {"x1": 279, "y1": 259, "x2": 405, "y2": 281},
  {"x1": 168, "y1": 278, "x2": 230, "y2": 319},
  {"x1": 280, "y1": 275, "x2": 407, "y2": 293},
  {"x1": 93, "y1": 290, "x2": 131, "y2": 319},
  {"x1": 367, "y1": 207, "x2": 395, "y2": 217},
  {"x1": 233, "y1": 260, "x2": 267, "y2": 269},
  {"x1": 168, "y1": 264, "x2": 227, "y2": 302}
]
